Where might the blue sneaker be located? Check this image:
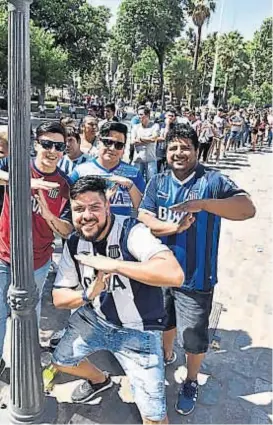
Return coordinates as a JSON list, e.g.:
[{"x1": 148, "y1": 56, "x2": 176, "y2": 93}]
[{"x1": 175, "y1": 379, "x2": 198, "y2": 415}]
